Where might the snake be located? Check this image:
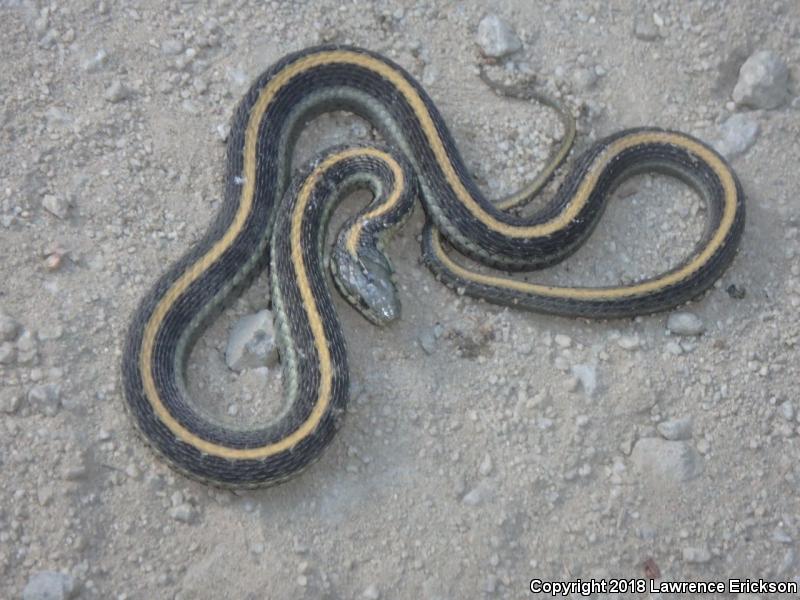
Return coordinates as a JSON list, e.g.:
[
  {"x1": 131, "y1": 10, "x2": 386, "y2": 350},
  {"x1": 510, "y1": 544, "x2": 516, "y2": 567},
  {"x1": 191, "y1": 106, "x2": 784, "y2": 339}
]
[{"x1": 121, "y1": 46, "x2": 745, "y2": 488}]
